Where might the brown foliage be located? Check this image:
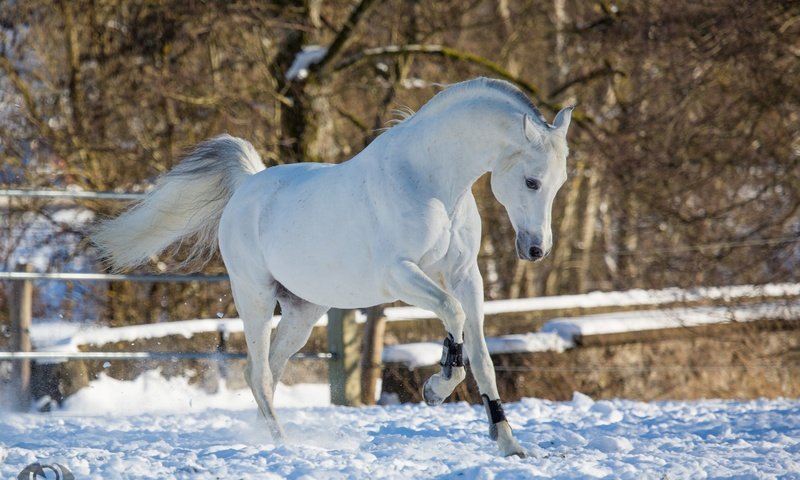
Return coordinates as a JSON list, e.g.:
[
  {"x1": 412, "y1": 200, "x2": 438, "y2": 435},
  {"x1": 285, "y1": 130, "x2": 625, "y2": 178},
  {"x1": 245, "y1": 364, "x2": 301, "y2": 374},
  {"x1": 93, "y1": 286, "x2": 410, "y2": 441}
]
[{"x1": 1, "y1": 0, "x2": 798, "y2": 326}]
